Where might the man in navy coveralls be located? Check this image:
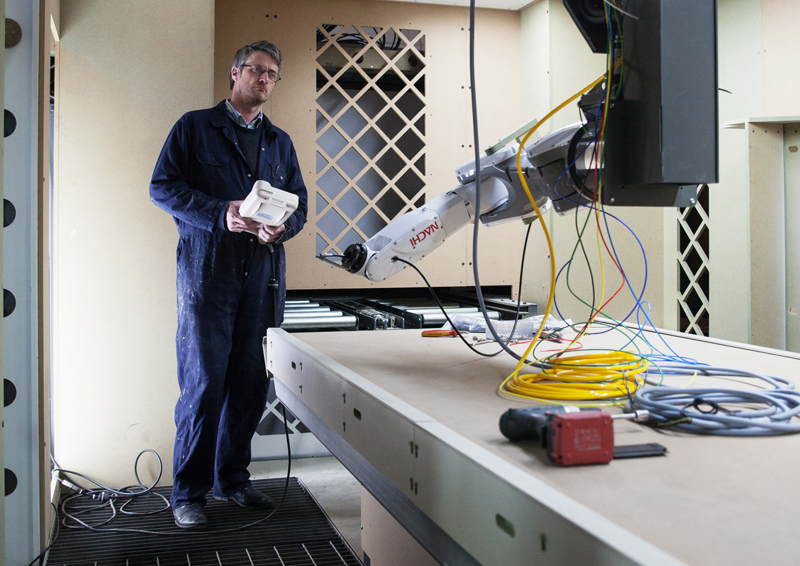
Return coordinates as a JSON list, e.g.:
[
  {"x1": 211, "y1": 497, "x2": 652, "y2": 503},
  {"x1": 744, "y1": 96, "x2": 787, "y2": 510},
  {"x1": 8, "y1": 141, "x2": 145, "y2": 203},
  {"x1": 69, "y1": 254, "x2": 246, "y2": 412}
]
[{"x1": 150, "y1": 41, "x2": 308, "y2": 529}]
